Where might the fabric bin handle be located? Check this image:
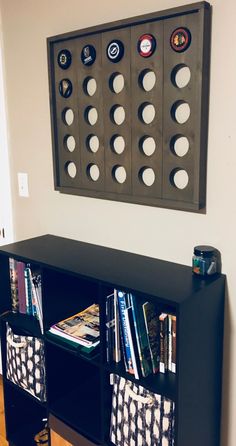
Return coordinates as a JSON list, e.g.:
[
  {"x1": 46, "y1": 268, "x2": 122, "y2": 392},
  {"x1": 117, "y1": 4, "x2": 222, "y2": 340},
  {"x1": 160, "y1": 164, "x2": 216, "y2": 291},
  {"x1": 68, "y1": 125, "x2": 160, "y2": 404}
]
[
  {"x1": 7, "y1": 336, "x2": 27, "y2": 348},
  {"x1": 125, "y1": 383, "x2": 154, "y2": 406}
]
